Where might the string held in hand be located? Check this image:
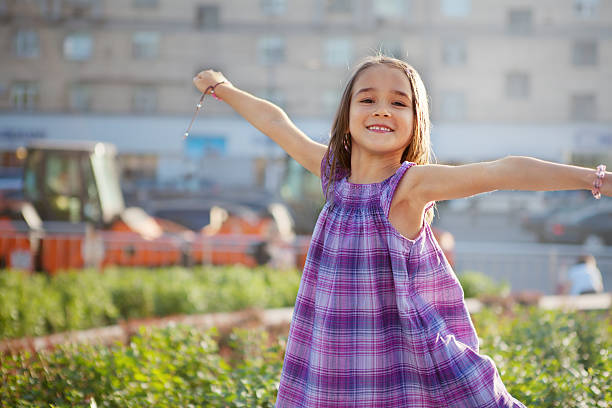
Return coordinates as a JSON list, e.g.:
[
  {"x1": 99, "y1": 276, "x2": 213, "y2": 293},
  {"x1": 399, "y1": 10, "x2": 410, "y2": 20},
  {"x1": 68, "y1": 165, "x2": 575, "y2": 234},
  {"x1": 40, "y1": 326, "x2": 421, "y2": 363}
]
[{"x1": 183, "y1": 81, "x2": 226, "y2": 139}]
